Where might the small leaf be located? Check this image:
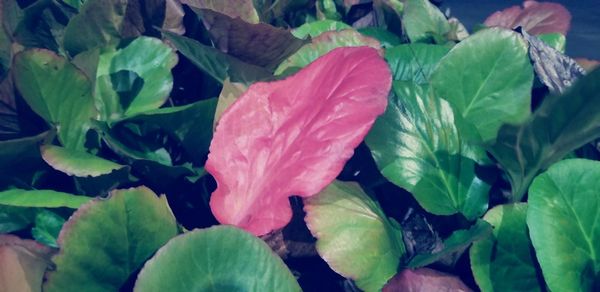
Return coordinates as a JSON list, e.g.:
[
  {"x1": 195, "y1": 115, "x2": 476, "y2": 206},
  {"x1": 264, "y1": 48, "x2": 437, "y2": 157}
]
[
  {"x1": 207, "y1": 47, "x2": 391, "y2": 236},
  {"x1": 366, "y1": 81, "x2": 489, "y2": 219},
  {"x1": 0, "y1": 206, "x2": 36, "y2": 233},
  {"x1": 402, "y1": 0, "x2": 450, "y2": 43},
  {"x1": 385, "y1": 44, "x2": 450, "y2": 84},
  {"x1": 484, "y1": 0, "x2": 571, "y2": 35},
  {"x1": 408, "y1": 220, "x2": 492, "y2": 268},
  {"x1": 430, "y1": 28, "x2": 534, "y2": 142},
  {"x1": 470, "y1": 203, "x2": 543, "y2": 292},
  {"x1": 31, "y1": 209, "x2": 65, "y2": 248},
  {"x1": 489, "y1": 68, "x2": 600, "y2": 201},
  {"x1": 44, "y1": 186, "x2": 179, "y2": 292},
  {"x1": 383, "y1": 268, "x2": 472, "y2": 292},
  {"x1": 0, "y1": 235, "x2": 55, "y2": 292},
  {"x1": 527, "y1": 159, "x2": 600, "y2": 292},
  {"x1": 275, "y1": 29, "x2": 382, "y2": 76},
  {"x1": 162, "y1": 31, "x2": 271, "y2": 85},
  {"x1": 41, "y1": 145, "x2": 125, "y2": 177},
  {"x1": 304, "y1": 181, "x2": 405, "y2": 292},
  {"x1": 133, "y1": 226, "x2": 300, "y2": 291},
  {"x1": 181, "y1": 0, "x2": 260, "y2": 24},
  {"x1": 358, "y1": 28, "x2": 402, "y2": 48},
  {"x1": 0, "y1": 189, "x2": 91, "y2": 209},
  {"x1": 13, "y1": 49, "x2": 98, "y2": 151},
  {"x1": 292, "y1": 20, "x2": 351, "y2": 39}
]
